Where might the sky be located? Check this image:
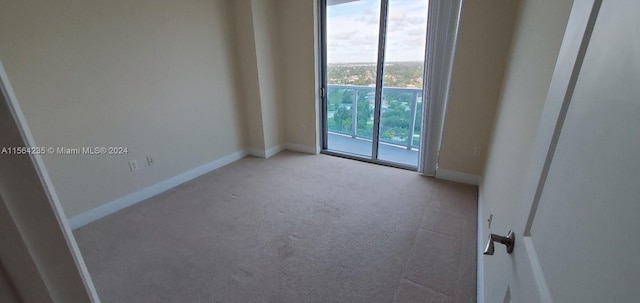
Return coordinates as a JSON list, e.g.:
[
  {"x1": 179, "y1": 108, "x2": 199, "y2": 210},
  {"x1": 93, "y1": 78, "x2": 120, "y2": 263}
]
[{"x1": 327, "y1": 0, "x2": 429, "y2": 63}]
